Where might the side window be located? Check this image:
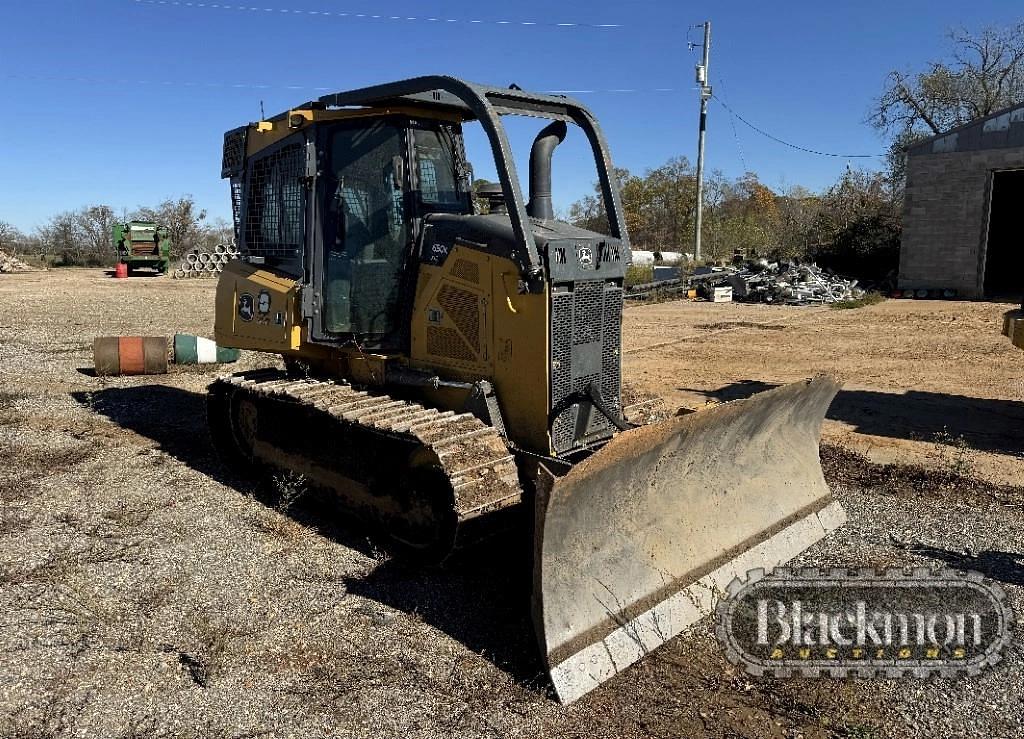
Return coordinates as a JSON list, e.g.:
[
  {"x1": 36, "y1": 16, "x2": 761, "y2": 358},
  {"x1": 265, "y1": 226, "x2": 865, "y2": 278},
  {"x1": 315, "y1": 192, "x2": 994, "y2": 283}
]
[
  {"x1": 323, "y1": 120, "x2": 408, "y2": 337},
  {"x1": 413, "y1": 126, "x2": 469, "y2": 210},
  {"x1": 244, "y1": 141, "x2": 305, "y2": 258}
]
